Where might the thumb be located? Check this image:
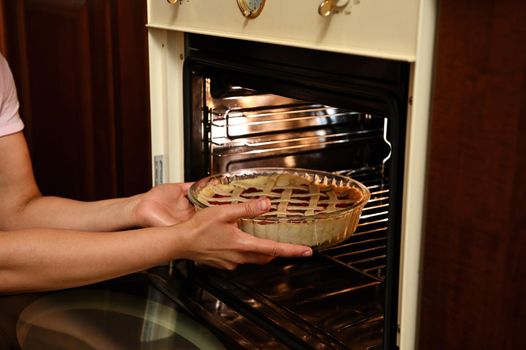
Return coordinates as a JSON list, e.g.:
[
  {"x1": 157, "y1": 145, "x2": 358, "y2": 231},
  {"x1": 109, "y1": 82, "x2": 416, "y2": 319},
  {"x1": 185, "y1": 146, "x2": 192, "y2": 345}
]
[
  {"x1": 214, "y1": 197, "x2": 271, "y2": 222},
  {"x1": 180, "y1": 182, "x2": 194, "y2": 192}
]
